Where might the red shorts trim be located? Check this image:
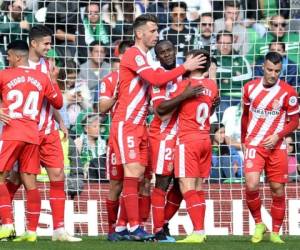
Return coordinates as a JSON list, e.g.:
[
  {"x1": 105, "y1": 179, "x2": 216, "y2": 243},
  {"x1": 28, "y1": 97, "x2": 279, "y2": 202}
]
[
  {"x1": 39, "y1": 130, "x2": 64, "y2": 168},
  {"x1": 244, "y1": 146, "x2": 288, "y2": 183},
  {"x1": 149, "y1": 136, "x2": 176, "y2": 176},
  {"x1": 0, "y1": 140, "x2": 40, "y2": 174},
  {"x1": 174, "y1": 138, "x2": 211, "y2": 178}
]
